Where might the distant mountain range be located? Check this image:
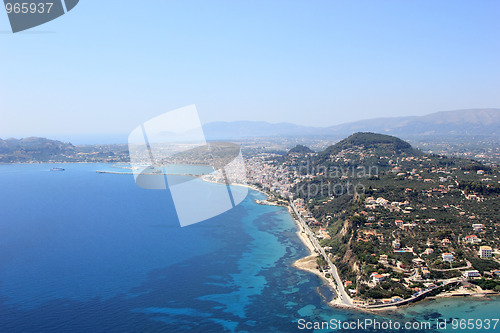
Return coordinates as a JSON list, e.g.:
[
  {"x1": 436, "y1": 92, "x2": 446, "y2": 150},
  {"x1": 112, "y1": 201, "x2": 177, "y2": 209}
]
[
  {"x1": 203, "y1": 121, "x2": 318, "y2": 139},
  {"x1": 203, "y1": 108, "x2": 500, "y2": 139}
]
